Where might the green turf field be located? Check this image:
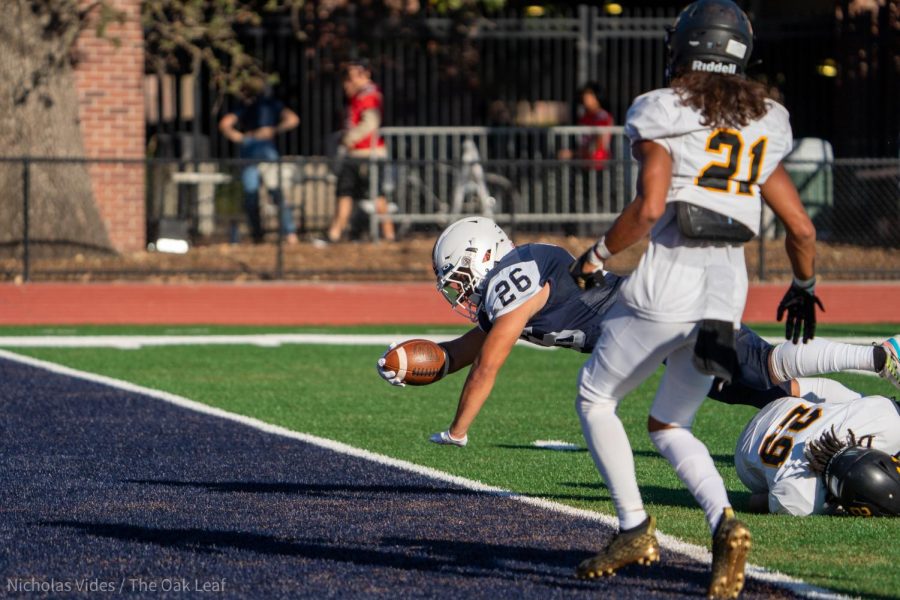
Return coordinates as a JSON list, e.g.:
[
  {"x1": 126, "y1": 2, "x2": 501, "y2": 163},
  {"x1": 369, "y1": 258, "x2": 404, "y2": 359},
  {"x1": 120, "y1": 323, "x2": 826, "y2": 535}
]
[{"x1": 4, "y1": 324, "x2": 898, "y2": 598}]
